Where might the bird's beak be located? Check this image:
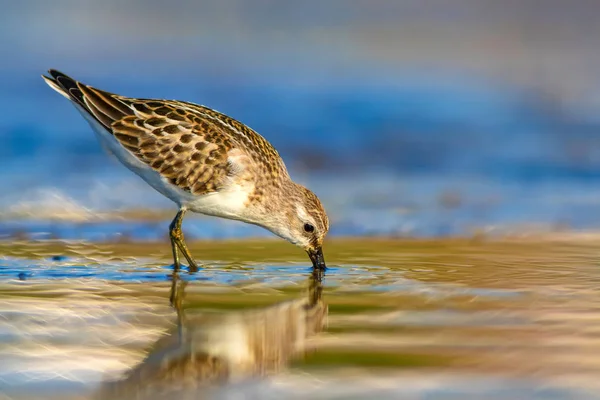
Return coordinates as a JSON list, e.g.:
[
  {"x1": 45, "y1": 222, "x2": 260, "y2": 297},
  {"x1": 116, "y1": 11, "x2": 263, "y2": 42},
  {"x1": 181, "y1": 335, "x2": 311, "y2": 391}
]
[{"x1": 307, "y1": 246, "x2": 327, "y2": 270}]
